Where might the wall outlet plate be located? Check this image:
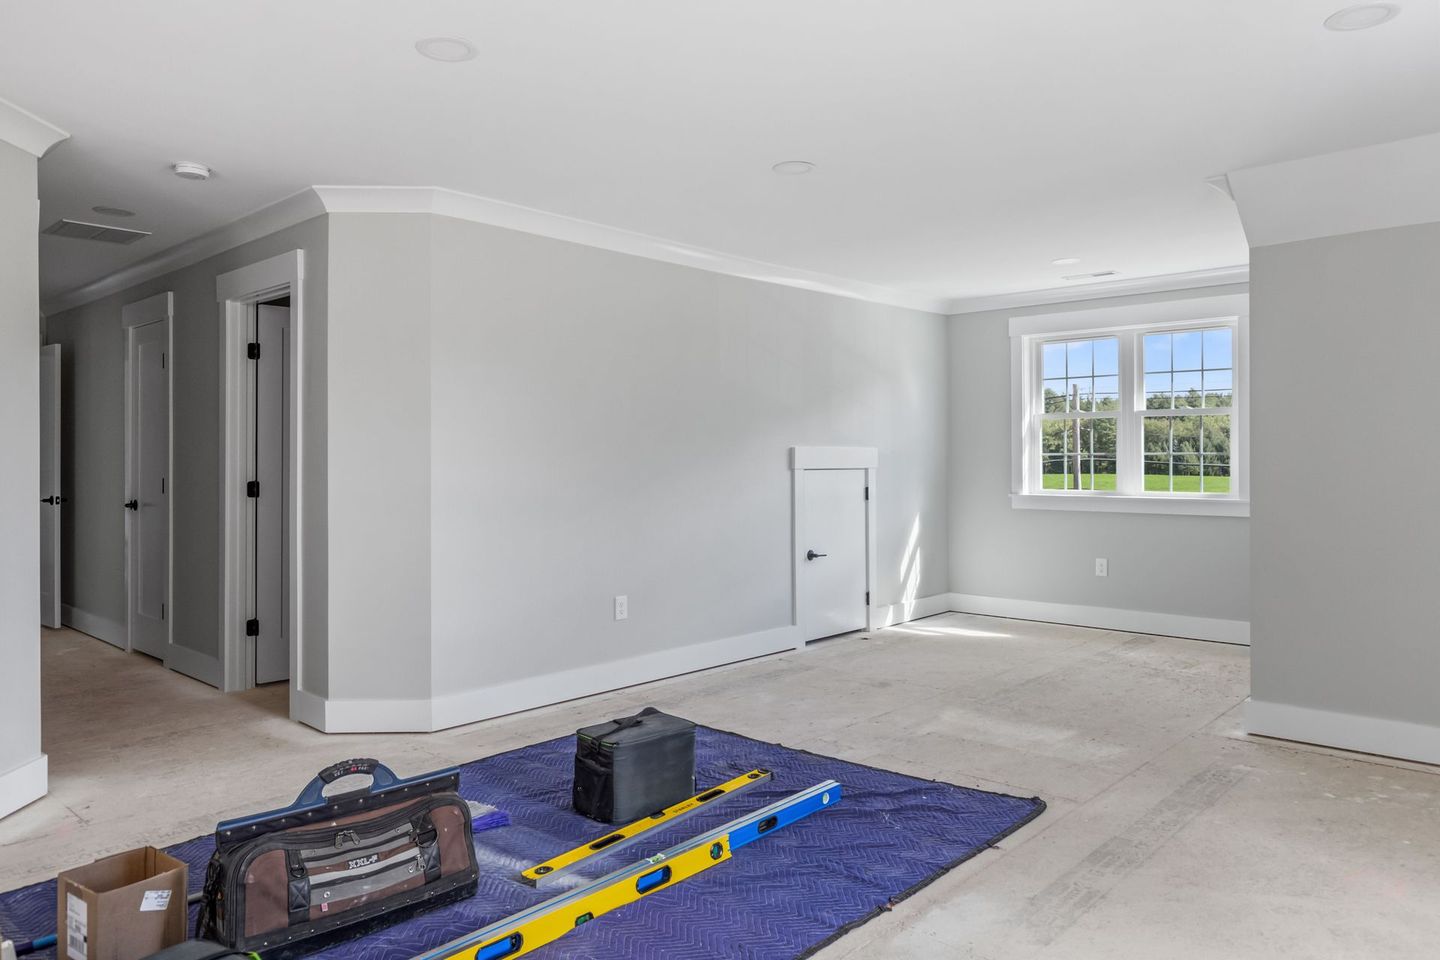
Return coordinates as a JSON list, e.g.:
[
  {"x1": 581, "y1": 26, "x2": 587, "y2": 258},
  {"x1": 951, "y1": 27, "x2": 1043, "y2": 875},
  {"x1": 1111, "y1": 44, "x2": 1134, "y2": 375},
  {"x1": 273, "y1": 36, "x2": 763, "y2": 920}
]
[
  {"x1": 1095, "y1": 558, "x2": 1108, "y2": 577},
  {"x1": 614, "y1": 595, "x2": 628, "y2": 620}
]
